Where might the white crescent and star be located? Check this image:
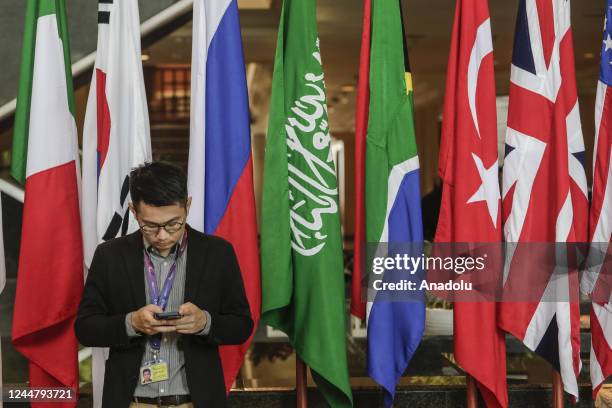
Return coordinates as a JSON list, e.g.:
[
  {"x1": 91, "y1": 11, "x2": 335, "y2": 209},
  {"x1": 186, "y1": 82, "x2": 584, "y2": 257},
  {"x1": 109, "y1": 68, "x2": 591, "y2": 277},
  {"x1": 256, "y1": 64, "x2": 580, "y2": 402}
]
[
  {"x1": 467, "y1": 18, "x2": 493, "y2": 139},
  {"x1": 465, "y1": 18, "x2": 500, "y2": 228},
  {"x1": 467, "y1": 153, "x2": 500, "y2": 227}
]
